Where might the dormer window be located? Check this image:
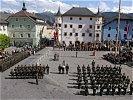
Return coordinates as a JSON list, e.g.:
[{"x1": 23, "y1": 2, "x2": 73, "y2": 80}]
[{"x1": 70, "y1": 17, "x2": 73, "y2": 20}]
